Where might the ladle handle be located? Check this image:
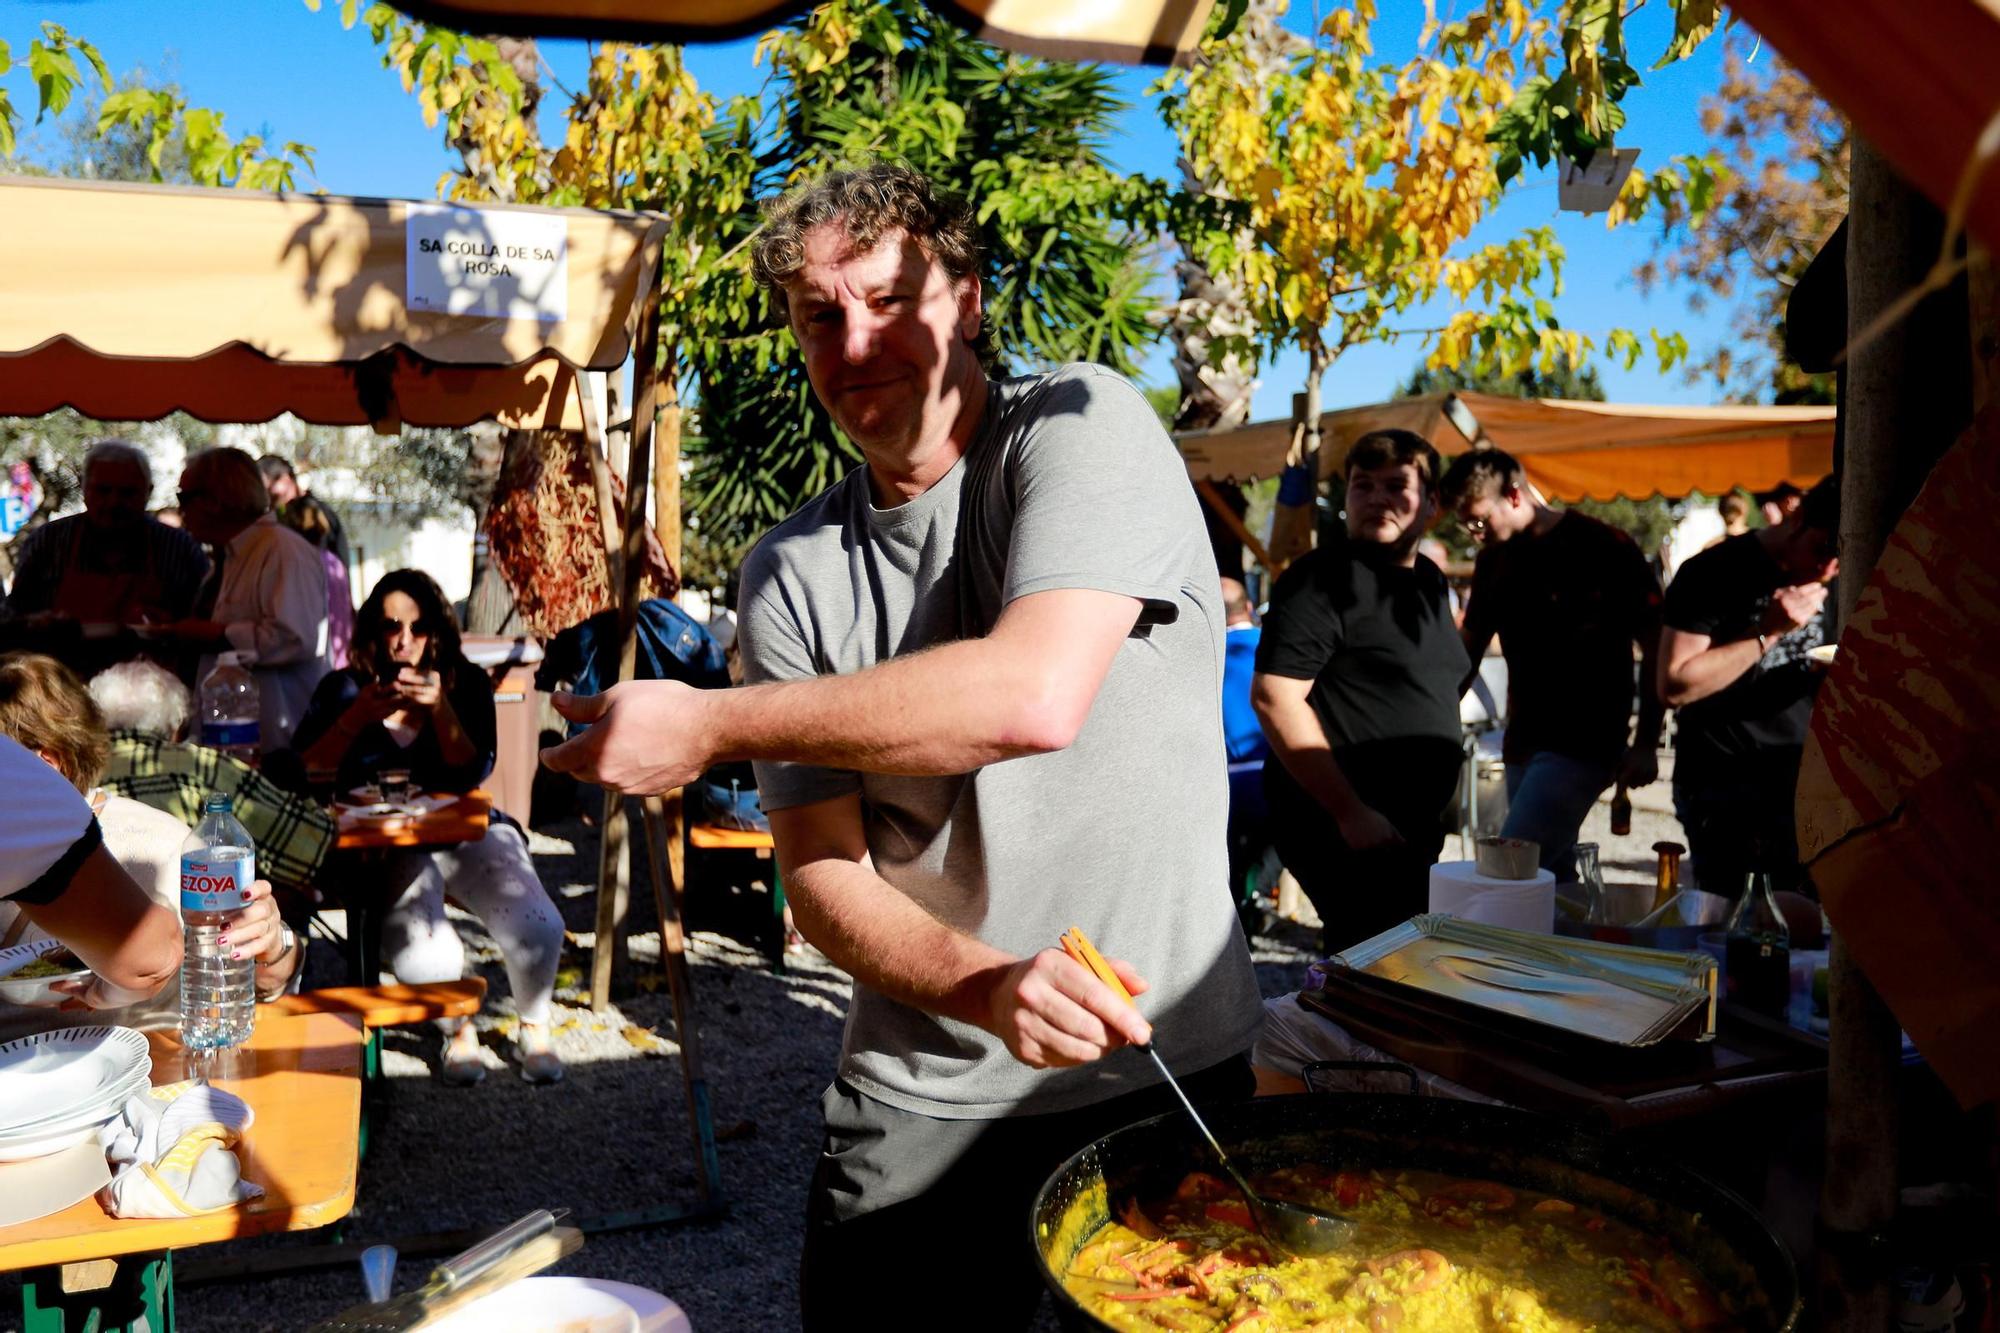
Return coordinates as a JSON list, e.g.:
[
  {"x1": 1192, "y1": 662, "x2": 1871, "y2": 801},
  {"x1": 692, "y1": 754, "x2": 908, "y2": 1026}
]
[
  {"x1": 1060, "y1": 927, "x2": 1134, "y2": 1003},
  {"x1": 1060, "y1": 929, "x2": 1254, "y2": 1195}
]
